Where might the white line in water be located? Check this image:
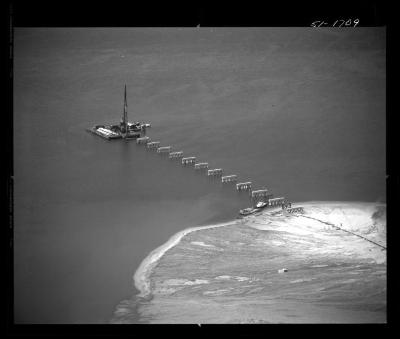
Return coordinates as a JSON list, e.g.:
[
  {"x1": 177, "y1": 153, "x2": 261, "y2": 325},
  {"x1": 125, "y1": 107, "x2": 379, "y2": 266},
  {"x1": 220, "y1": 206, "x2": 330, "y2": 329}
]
[{"x1": 133, "y1": 221, "x2": 236, "y2": 297}]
